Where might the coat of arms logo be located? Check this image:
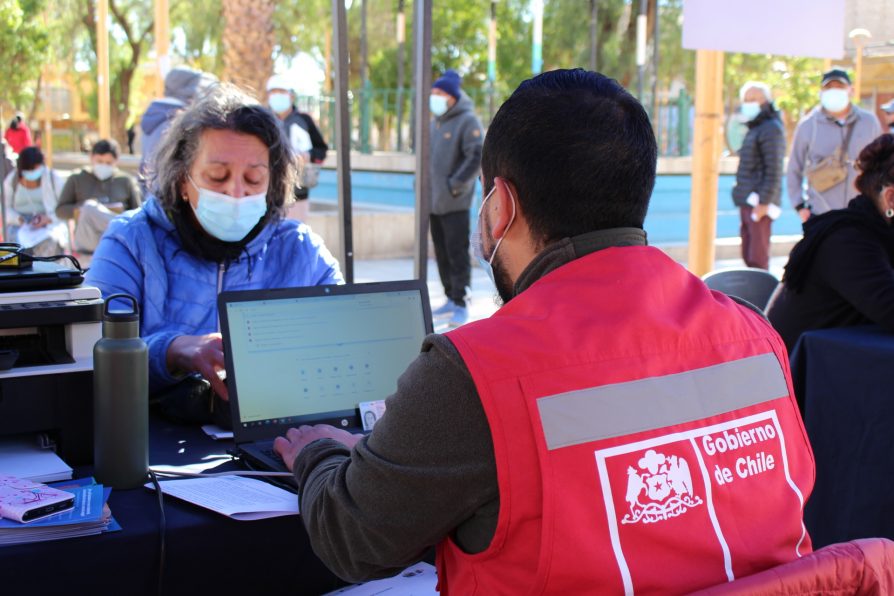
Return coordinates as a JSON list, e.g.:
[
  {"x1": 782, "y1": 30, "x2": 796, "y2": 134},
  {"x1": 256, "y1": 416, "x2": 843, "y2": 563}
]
[{"x1": 621, "y1": 448, "x2": 703, "y2": 525}]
